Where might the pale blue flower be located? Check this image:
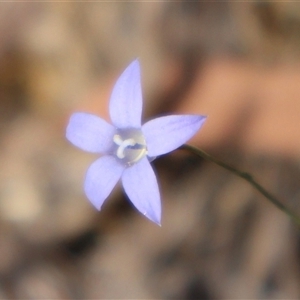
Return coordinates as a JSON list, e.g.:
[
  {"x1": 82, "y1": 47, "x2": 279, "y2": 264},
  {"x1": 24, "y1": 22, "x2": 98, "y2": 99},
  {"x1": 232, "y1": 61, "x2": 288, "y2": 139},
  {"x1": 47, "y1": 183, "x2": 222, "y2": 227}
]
[{"x1": 66, "y1": 60, "x2": 206, "y2": 225}]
